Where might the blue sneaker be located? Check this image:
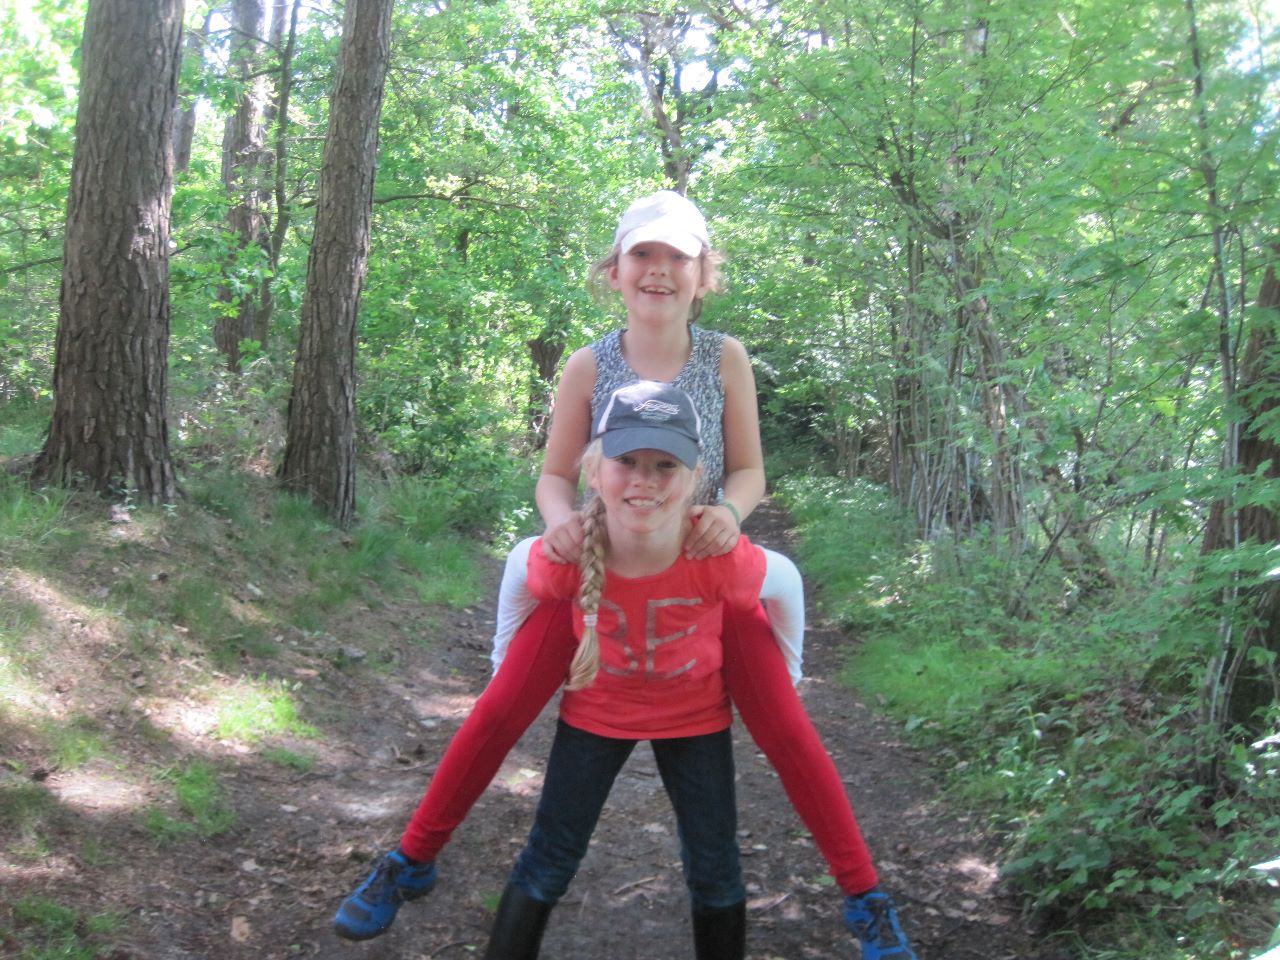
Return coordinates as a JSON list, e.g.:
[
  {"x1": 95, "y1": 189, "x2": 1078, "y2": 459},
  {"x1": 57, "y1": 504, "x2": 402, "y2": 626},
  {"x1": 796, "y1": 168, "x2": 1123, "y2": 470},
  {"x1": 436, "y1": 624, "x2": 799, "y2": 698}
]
[
  {"x1": 844, "y1": 889, "x2": 917, "y2": 959},
  {"x1": 334, "y1": 849, "x2": 438, "y2": 940}
]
